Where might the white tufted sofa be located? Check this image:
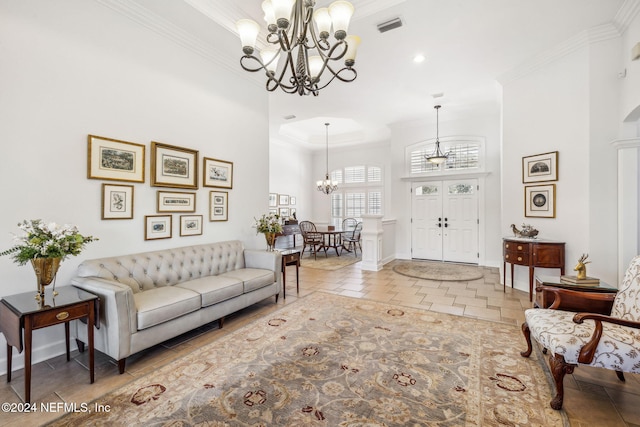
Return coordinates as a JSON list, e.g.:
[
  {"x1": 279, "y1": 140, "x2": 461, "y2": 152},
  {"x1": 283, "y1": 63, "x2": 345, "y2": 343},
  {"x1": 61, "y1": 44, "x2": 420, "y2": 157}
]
[{"x1": 71, "y1": 240, "x2": 281, "y2": 373}]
